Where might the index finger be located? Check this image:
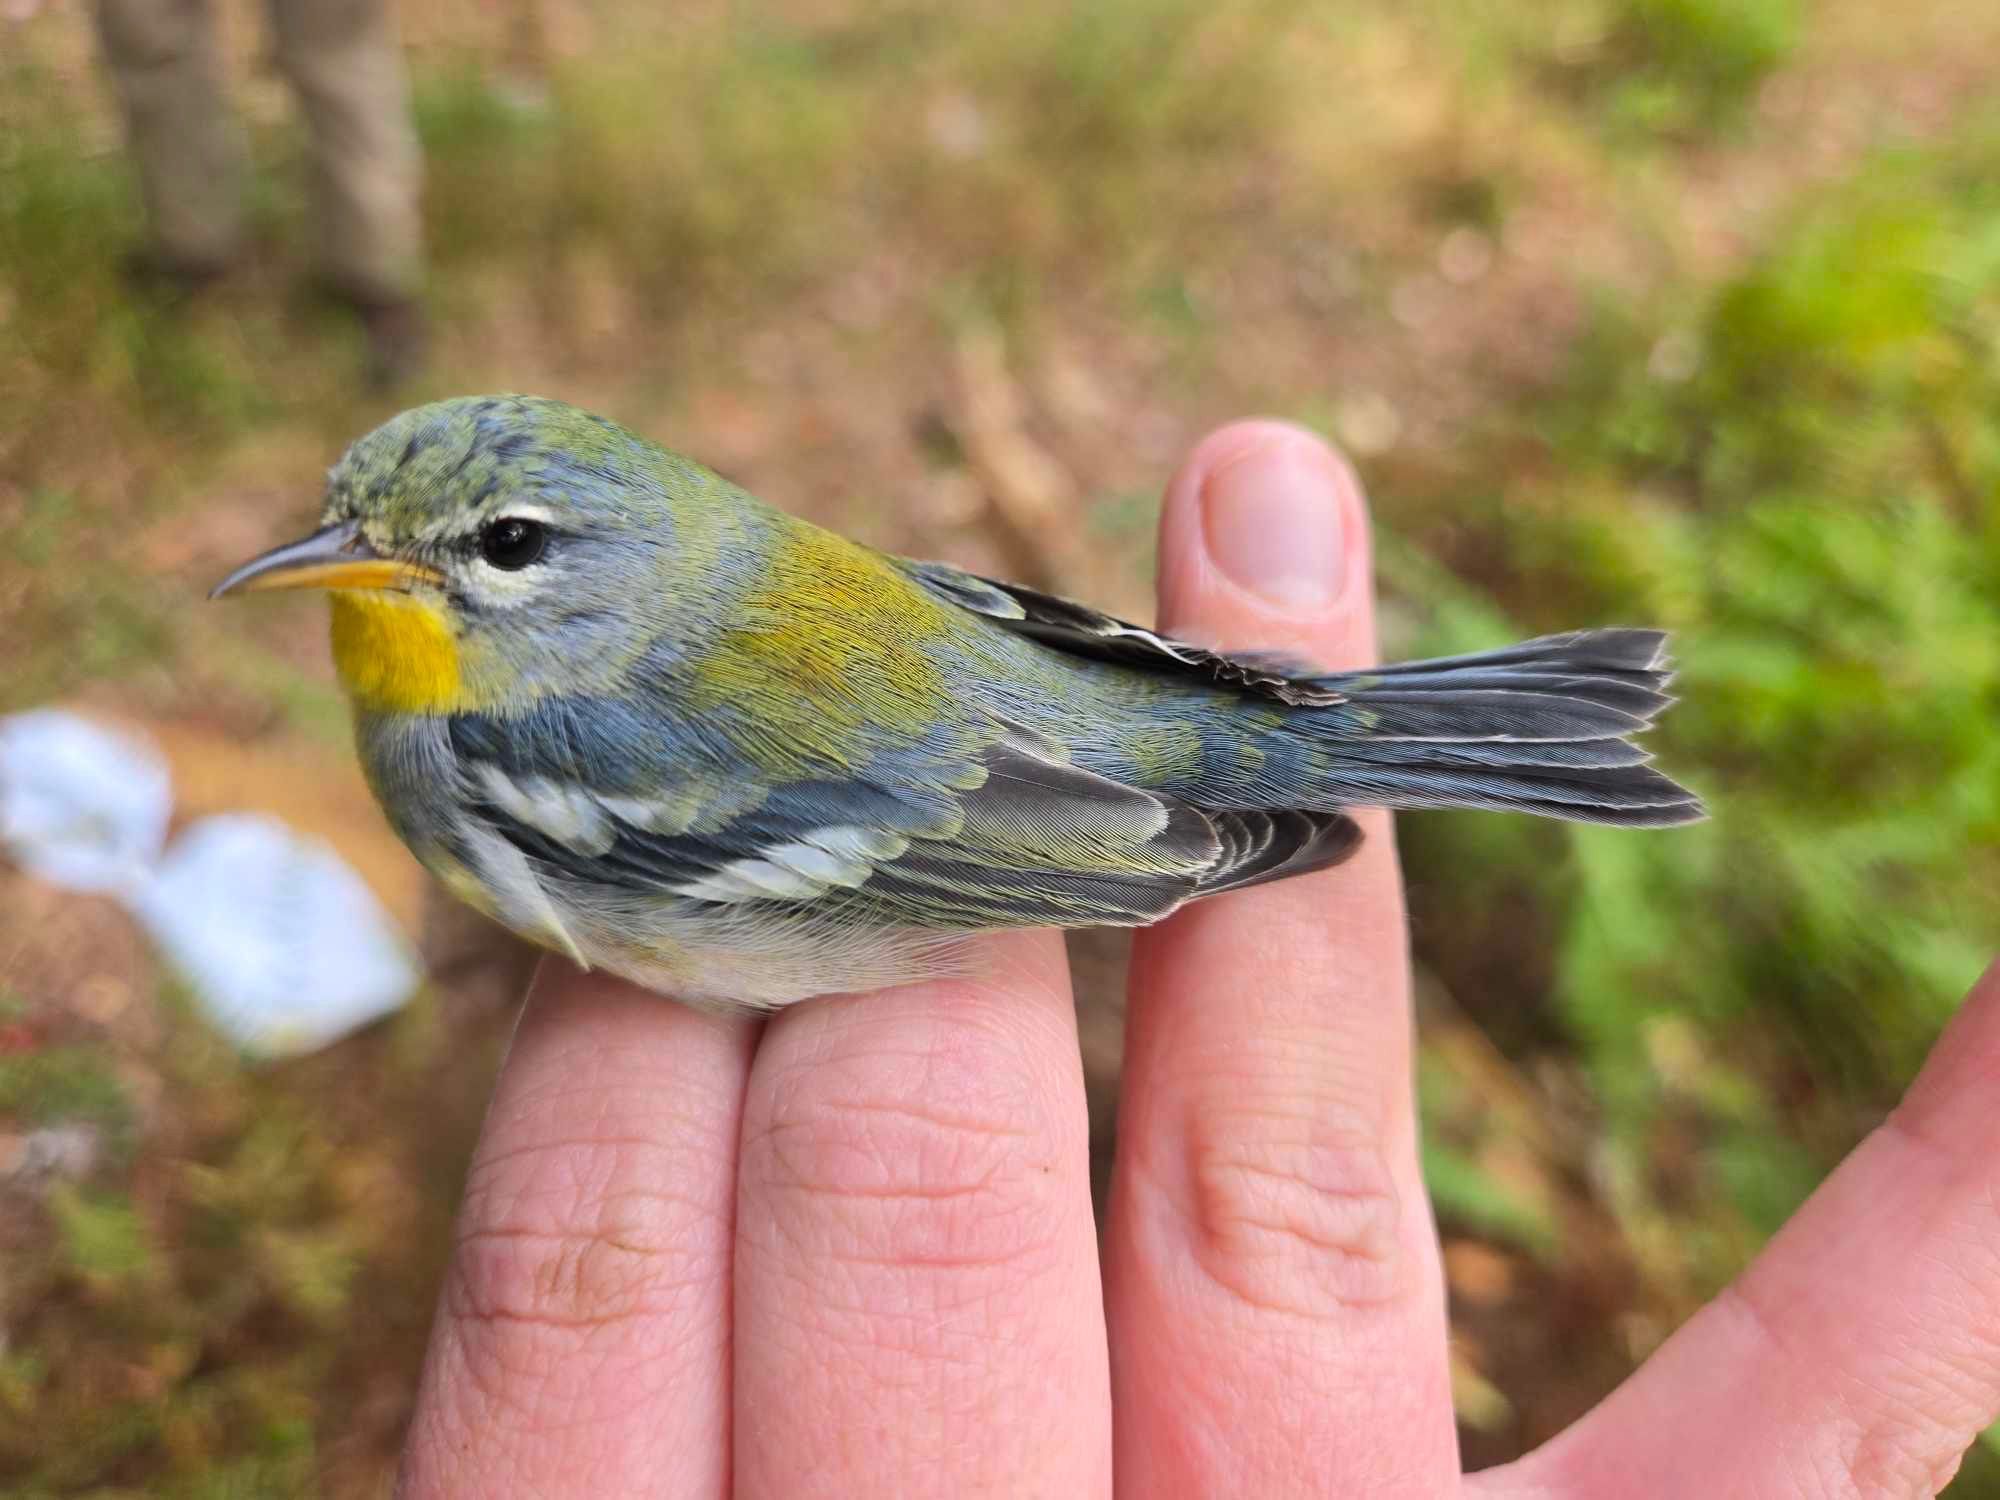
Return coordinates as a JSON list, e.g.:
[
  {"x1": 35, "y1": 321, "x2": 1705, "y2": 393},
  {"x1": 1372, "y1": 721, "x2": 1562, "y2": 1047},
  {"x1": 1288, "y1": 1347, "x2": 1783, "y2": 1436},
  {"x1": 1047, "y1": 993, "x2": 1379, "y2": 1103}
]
[{"x1": 398, "y1": 963, "x2": 756, "y2": 1500}]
